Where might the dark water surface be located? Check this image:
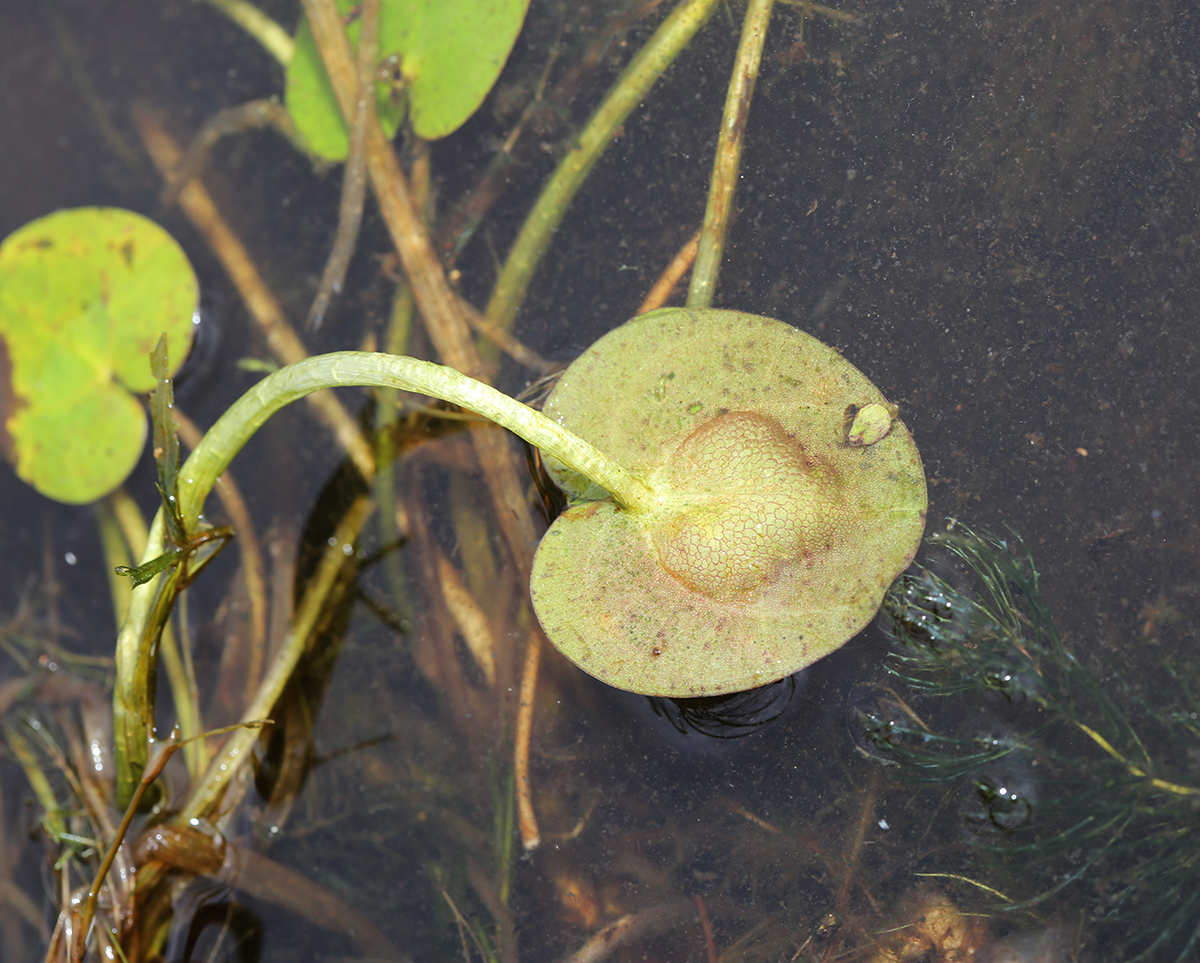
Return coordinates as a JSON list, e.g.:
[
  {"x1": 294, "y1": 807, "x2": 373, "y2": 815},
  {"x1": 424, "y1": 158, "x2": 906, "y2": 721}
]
[{"x1": 2, "y1": 0, "x2": 1199, "y2": 961}]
